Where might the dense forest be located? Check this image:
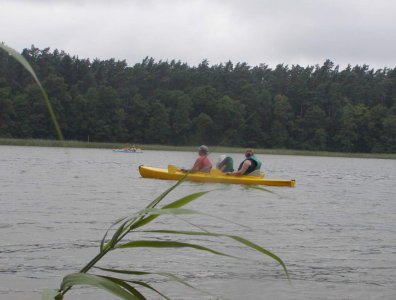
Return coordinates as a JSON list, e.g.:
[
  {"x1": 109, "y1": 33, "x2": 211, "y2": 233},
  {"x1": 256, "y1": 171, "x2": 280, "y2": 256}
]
[{"x1": 0, "y1": 45, "x2": 395, "y2": 152}]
